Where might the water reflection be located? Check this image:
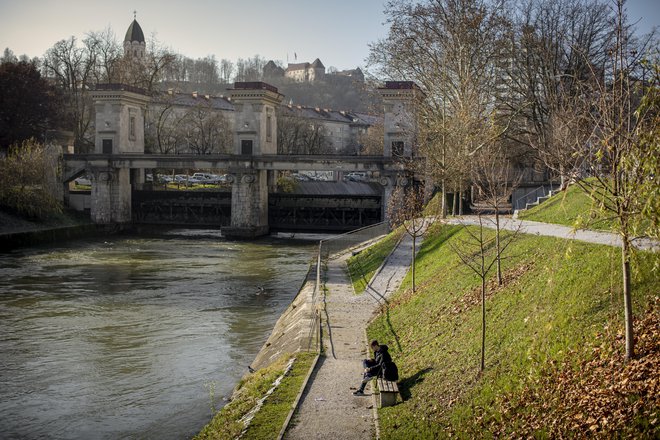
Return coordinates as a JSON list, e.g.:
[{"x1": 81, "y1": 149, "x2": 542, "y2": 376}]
[{"x1": 0, "y1": 232, "x2": 313, "y2": 439}]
